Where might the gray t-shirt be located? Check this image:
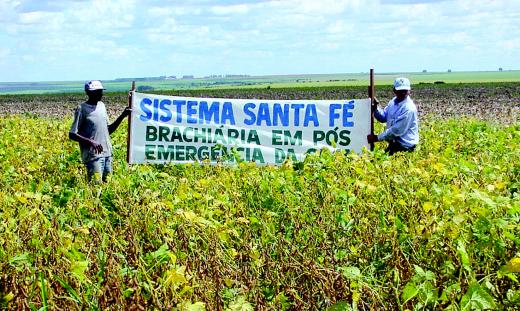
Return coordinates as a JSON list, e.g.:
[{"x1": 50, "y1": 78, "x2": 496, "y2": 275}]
[{"x1": 69, "y1": 101, "x2": 112, "y2": 163}]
